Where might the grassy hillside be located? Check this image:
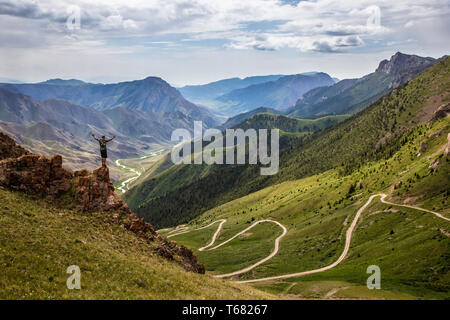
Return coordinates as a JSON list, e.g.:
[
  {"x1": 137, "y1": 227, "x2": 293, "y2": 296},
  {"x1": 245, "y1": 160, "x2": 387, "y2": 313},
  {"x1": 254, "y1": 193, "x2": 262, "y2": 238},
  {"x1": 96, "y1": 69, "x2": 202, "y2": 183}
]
[
  {"x1": 0, "y1": 188, "x2": 274, "y2": 299},
  {"x1": 125, "y1": 57, "x2": 450, "y2": 229},
  {"x1": 236, "y1": 113, "x2": 350, "y2": 133},
  {"x1": 287, "y1": 71, "x2": 393, "y2": 118},
  {"x1": 162, "y1": 116, "x2": 449, "y2": 299},
  {"x1": 123, "y1": 113, "x2": 347, "y2": 221},
  {"x1": 219, "y1": 107, "x2": 282, "y2": 129},
  {"x1": 287, "y1": 52, "x2": 437, "y2": 118}
]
